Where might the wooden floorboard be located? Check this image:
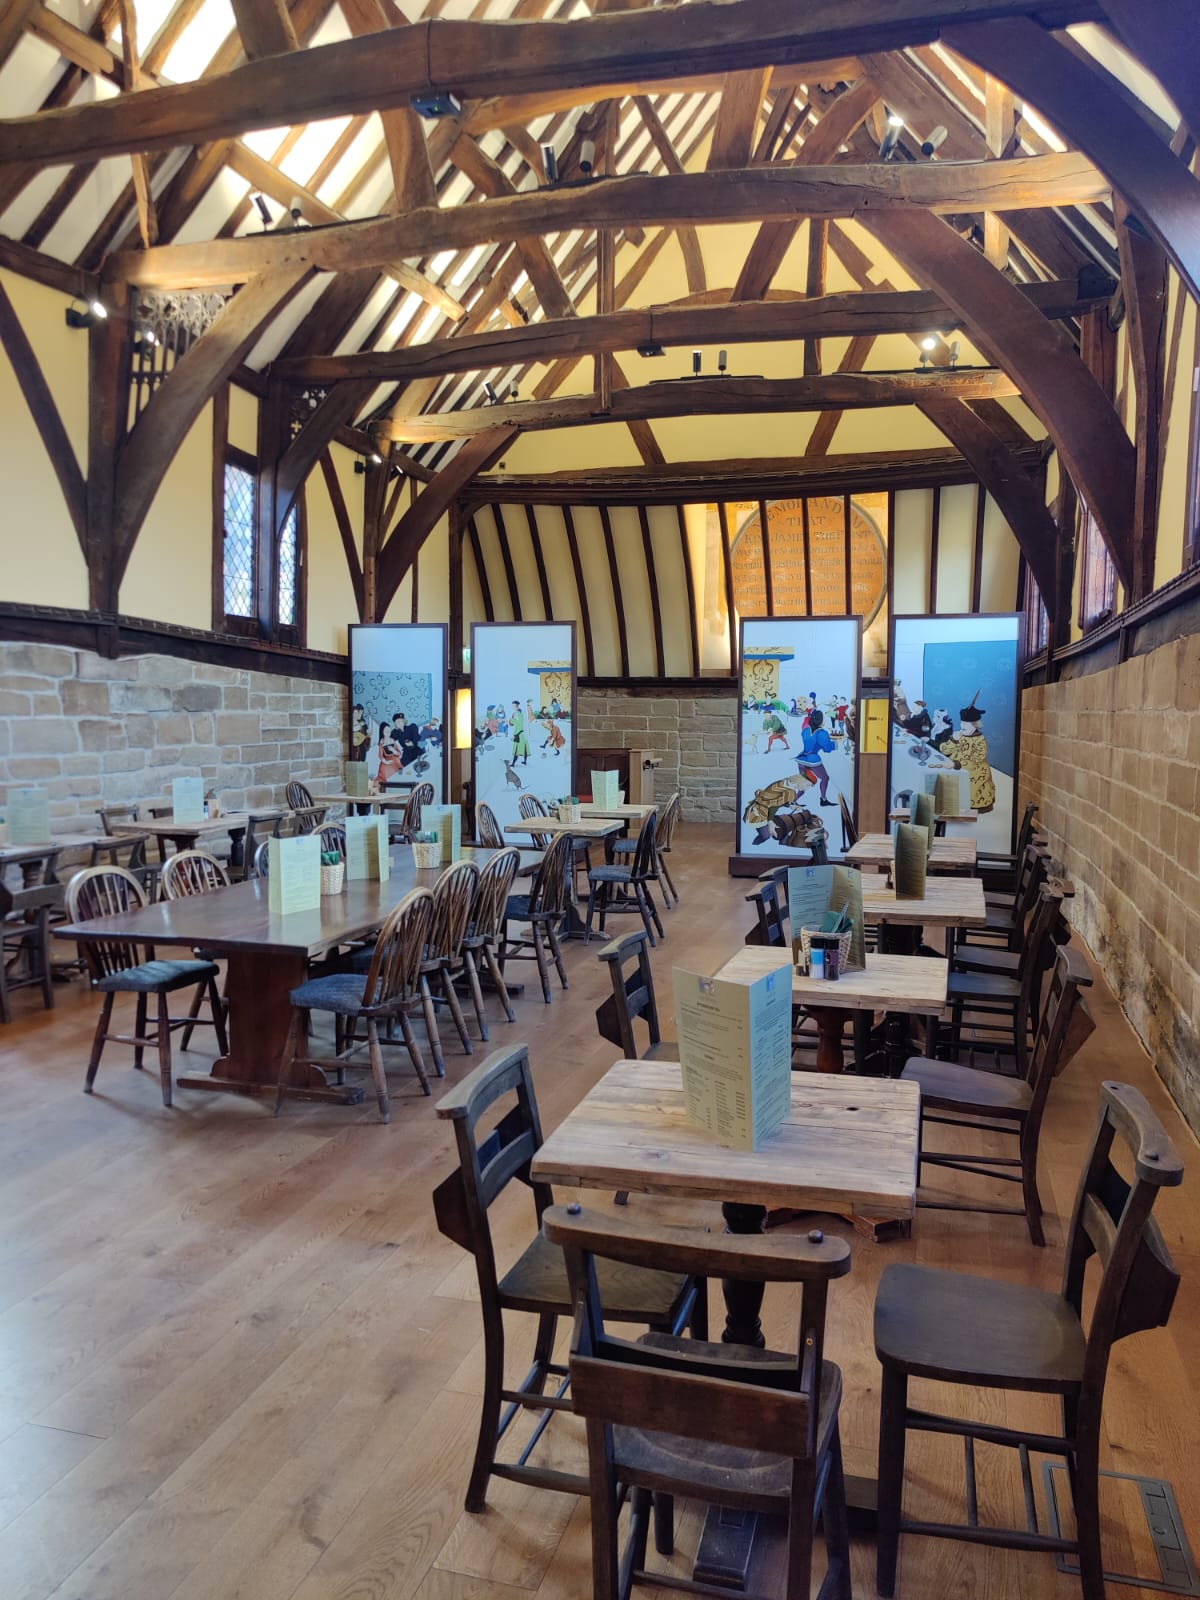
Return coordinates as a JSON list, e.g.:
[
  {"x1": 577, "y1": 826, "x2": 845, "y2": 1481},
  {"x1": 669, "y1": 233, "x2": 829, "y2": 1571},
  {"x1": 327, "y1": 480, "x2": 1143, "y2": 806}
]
[{"x1": 0, "y1": 822, "x2": 1195, "y2": 1600}]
